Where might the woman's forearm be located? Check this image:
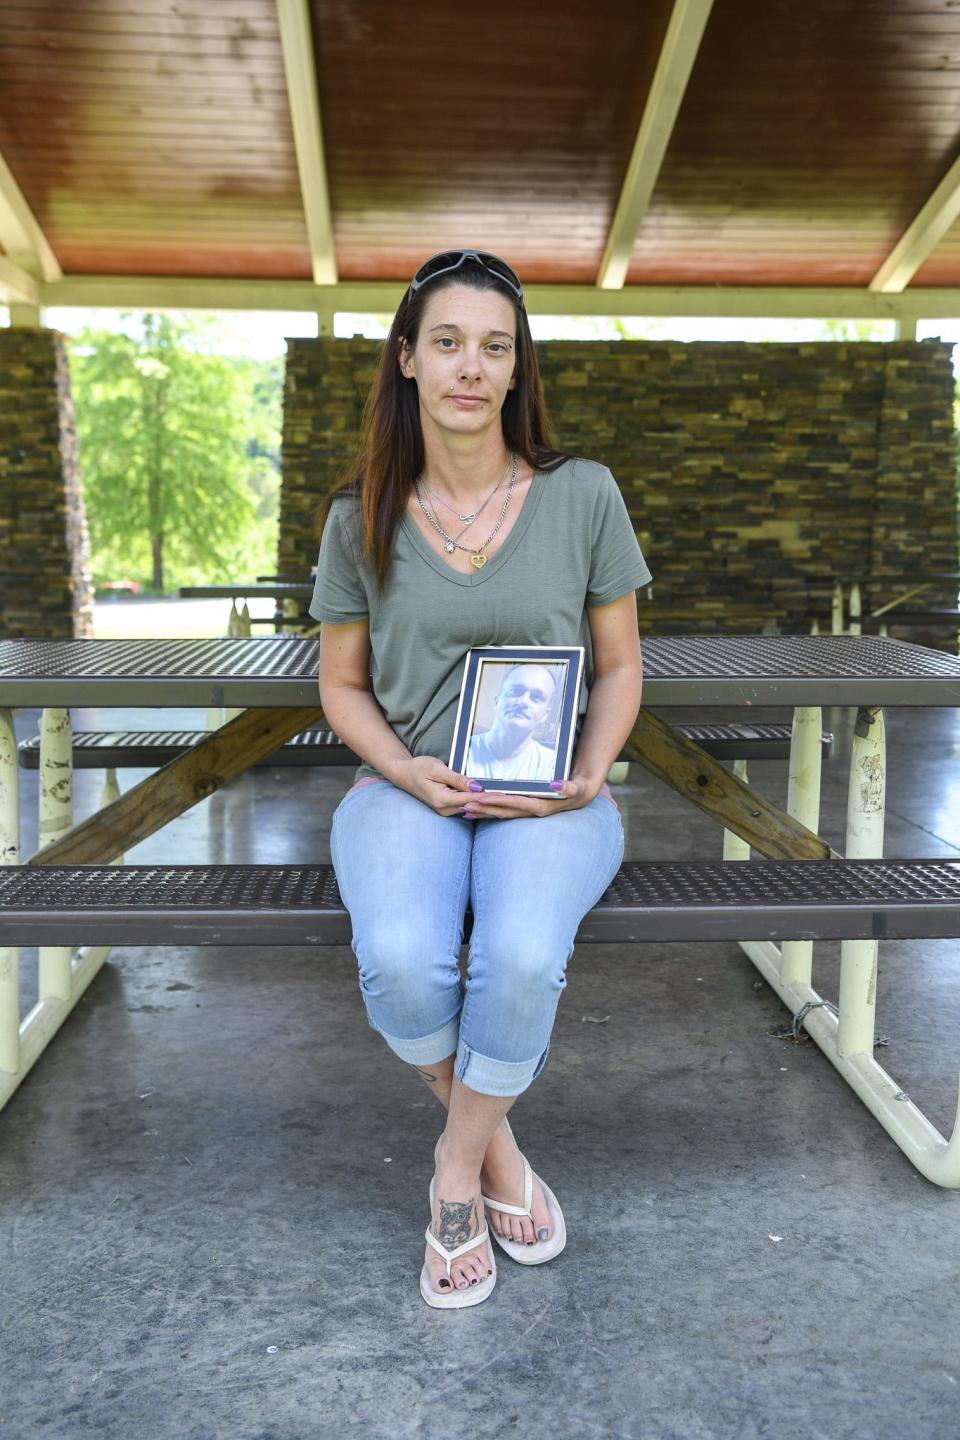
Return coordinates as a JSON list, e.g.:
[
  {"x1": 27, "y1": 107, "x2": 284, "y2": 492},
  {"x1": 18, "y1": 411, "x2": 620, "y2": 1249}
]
[
  {"x1": 319, "y1": 684, "x2": 414, "y2": 785},
  {"x1": 570, "y1": 664, "x2": 643, "y2": 795}
]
